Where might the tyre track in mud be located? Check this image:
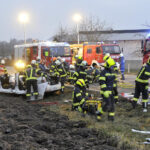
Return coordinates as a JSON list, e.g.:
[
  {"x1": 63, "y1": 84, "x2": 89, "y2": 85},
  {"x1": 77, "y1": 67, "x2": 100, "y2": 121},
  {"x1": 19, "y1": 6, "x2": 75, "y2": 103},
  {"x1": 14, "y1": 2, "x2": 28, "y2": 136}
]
[{"x1": 0, "y1": 88, "x2": 117, "y2": 150}]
